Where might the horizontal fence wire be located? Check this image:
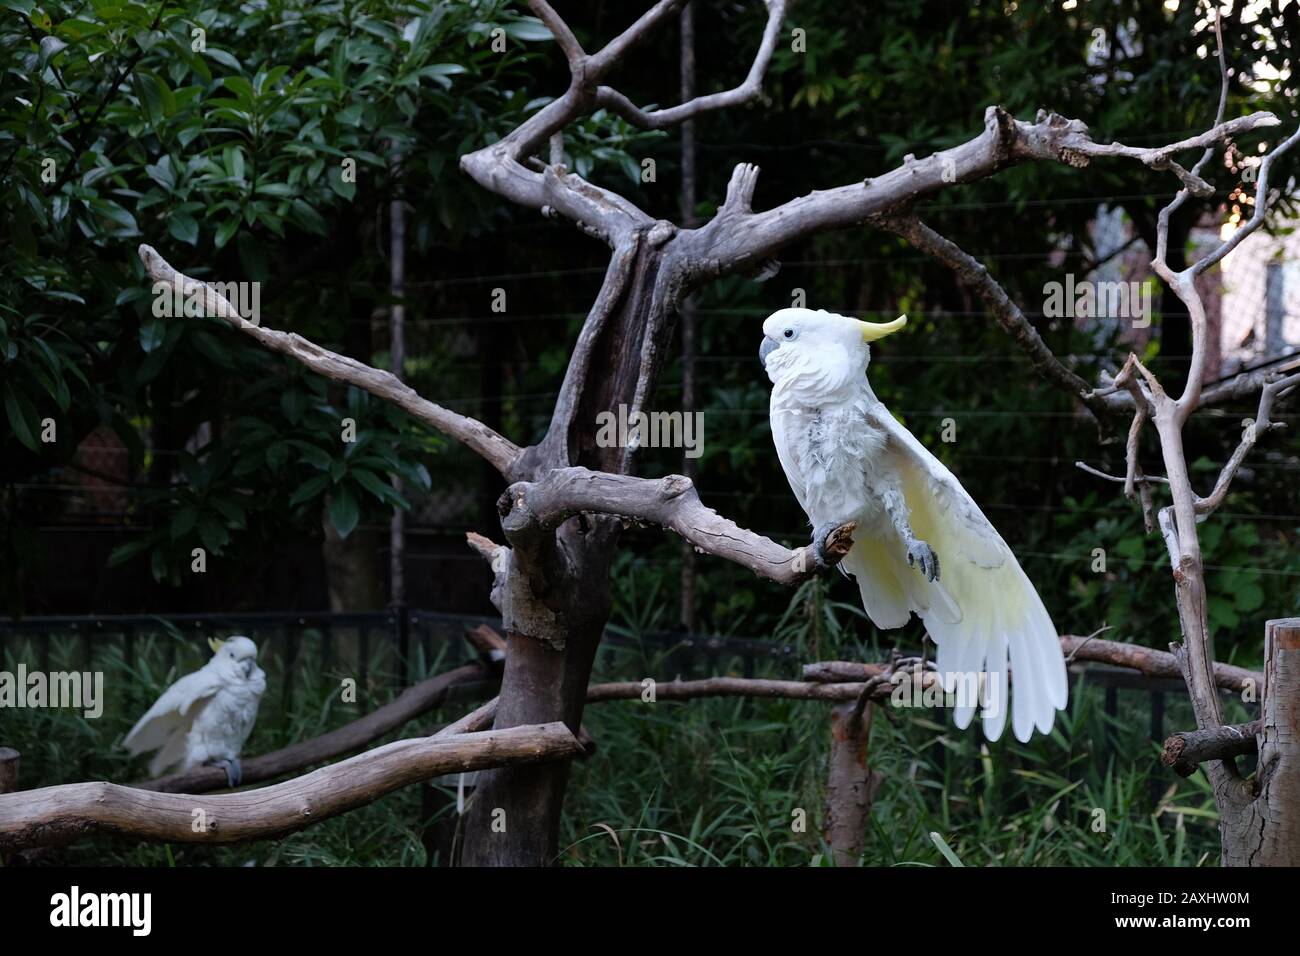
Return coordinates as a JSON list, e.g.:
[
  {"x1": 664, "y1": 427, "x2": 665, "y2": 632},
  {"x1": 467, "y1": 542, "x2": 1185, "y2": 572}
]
[{"x1": 0, "y1": 608, "x2": 1261, "y2": 750}]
